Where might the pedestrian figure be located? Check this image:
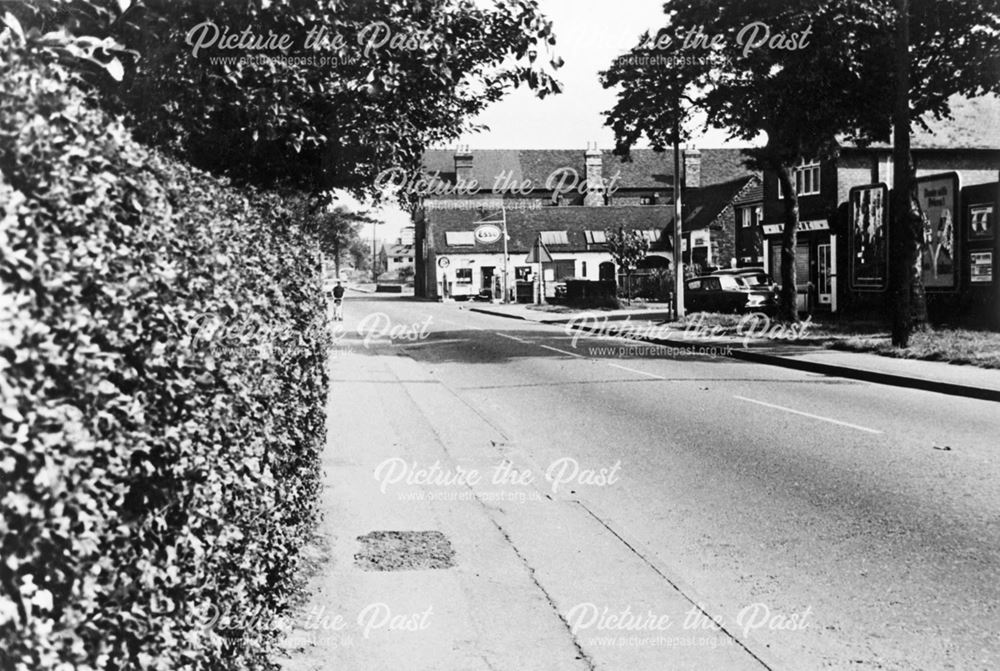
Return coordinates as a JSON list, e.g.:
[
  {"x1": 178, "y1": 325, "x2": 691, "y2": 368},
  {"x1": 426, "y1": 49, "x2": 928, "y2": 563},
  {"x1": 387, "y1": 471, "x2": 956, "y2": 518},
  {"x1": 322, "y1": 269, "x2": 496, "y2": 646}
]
[{"x1": 332, "y1": 281, "x2": 345, "y2": 321}]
